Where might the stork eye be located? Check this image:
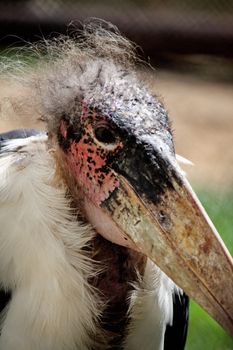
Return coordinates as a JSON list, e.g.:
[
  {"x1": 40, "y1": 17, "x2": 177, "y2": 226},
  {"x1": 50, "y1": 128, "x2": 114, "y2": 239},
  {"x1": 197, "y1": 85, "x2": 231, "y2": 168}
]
[{"x1": 94, "y1": 126, "x2": 117, "y2": 144}]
